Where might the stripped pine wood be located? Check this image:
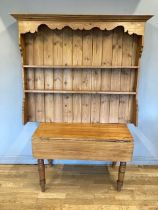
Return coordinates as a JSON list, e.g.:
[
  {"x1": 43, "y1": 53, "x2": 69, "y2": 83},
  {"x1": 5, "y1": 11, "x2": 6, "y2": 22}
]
[
  {"x1": 22, "y1": 25, "x2": 141, "y2": 124},
  {"x1": 21, "y1": 35, "x2": 28, "y2": 124},
  {"x1": 101, "y1": 30, "x2": 113, "y2": 91},
  {"x1": 43, "y1": 27, "x2": 54, "y2": 122},
  {"x1": 92, "y1": 29, "x2": 102, "y2": 66},
  {"x1": 53, "y1": 30, "x2": 63, "y2": 122},
  {"x1": 43, "y1": 27, "x2": 54, "y2": 88},
  {"x1": 72, "y1": 30, "x2": 83, "y2": 66},
  {"x1": 119, "y1": 32, "x2": 133, "y2": 123},
  {"x1": 12, "y1": 14, "x2": 152, "y2": 36},
  {"x1": 81, "y1": 66, "x2": 92, "y2": 123},
  {"x1": 128, "y1": 35, "x2": 139, "y2": 123},
  {"x1": 33, "y1": 139, "x2": 133, "y2": 161},
  {"x1": 110, "y1": 27, "x2": 123, "y2": 123},
  {"x1": 24, "y1": 65, "x2": 139, "y2": 69},
  {"x1": 82, "y1": 30, "x2": 92, "y2": 123},
  {"x1": 100, "y1": 30, "x2": 113, "y2": 123},
  {"x1": 91, "y1": 93, "x2": 100, "y2": 123},
  {"x1": 63, "y1": 66, "x2": 73, "y2": 122},
  {"x1": 72, "y1": 94, "x2": 81, "y2": 122},
  {"x1": 32, "y1": 123, "x2": 133, "y2": 161},
  {"x1": 132, "y1": 36, "x2": 142, "y2": 125},
  {"x1": 72, "y1": 30, "x2": 82, "y2": 122},
  {"x1": 63, "y1": 28, "x2": 73, "y2": 122},
  {"x1": 109, "y1": 95, "x2": 119, "y2": 123},
  {"x1": 34, "y1": 29, "x2": 45, "y2": 122},
  {"x1": 25, "y1": 90, "x2": 136, "y2": 94},
  {"x1": 25, "y1": 33, "x2": 35, "y2": 121},
  {"x1": 102, "y1": 30, "x2": 113, "y2": 66},
  {"x1": 12, "y1": 15, "x2": 151, "y2": 193},
  {"x1": 91, "y1": 29, "x2": 102, "y2": 123},
  {"x1": 63, "y1": 27, "x2": 73, "y2": 66},
  {"x1": 131, "y1": 35, "x2": 139, "y2": 91},
  {"x1": 53, "y1": 69, "x2": 63, "y2": 122},
  {"x1": 100, "y1": 95, "x2": 110, "y2": 123},
  {"x1": 25, "y1": 33, "x2": 34, "y2": 89}
]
